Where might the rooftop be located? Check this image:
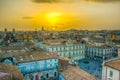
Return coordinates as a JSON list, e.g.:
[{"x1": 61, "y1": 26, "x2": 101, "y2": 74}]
[
  {"x1": 59, "y1": 56, "x2": 70, "y2": 61},
  {"x1": 86, "y1": 44, "x2": 112, "y2": 49},
  {"x1": 0, "y1": 49, "x2": 58, "y2": 63},
  {"x1": 41, "y1": 39, "x2": 84, "y2": 46},
  {"x1": 0, "y1": 72, "x2": 9, "y2": 79},
  {"x1": 0, "y1": 46, "x2": 30, "y2": 51},
  {"x1": 0, "y1": 63, "x2": 23, "y2": 80},
  {"x1": 105, "y1": 59, "x2": 120, "y2": 71},
  {"x1": 61, "y1": 67, "x2": 97, "y2": 80},
  {"x1": 59, "y1": 56, "x2": 69, "y2": 70}
]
